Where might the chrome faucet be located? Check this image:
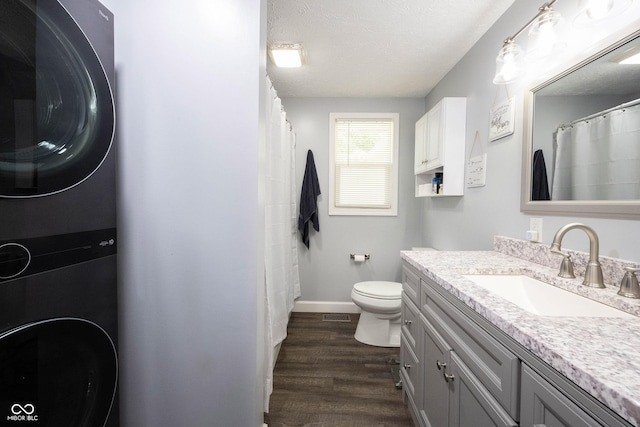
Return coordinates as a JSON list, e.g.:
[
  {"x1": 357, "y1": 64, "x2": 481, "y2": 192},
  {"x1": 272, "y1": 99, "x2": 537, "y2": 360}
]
[{"x1": 550, "y1": 223, "x2": 605, "y2": 288}]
